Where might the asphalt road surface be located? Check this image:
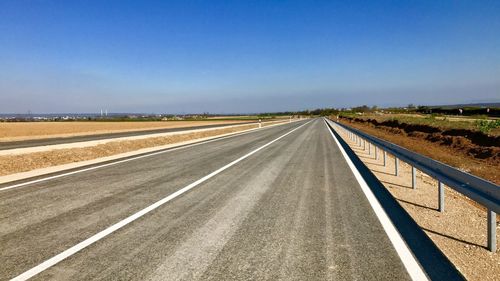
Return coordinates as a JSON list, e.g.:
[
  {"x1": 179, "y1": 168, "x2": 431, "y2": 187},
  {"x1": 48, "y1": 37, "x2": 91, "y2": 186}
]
[
  {"x1": 1, "y1": 119, "x2": 430, "y2": 280},
  {"x1": 0, "y1": 121, "x2": 256, "y2": 150}
]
